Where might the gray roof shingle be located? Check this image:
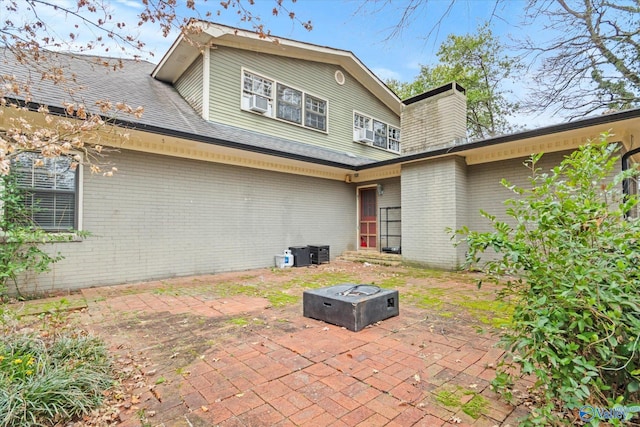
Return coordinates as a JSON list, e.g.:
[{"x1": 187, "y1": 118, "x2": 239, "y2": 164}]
[{"x1": 0, "y1": 48, "x2": 377, "y2": 168}]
